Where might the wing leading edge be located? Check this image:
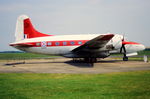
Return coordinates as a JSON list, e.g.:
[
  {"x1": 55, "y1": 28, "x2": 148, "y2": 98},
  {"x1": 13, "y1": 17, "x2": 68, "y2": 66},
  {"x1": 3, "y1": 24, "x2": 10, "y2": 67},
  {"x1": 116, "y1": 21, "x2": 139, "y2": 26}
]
[{"x1": 72, "y1": 34, "x2": 114, "y2": 53}]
